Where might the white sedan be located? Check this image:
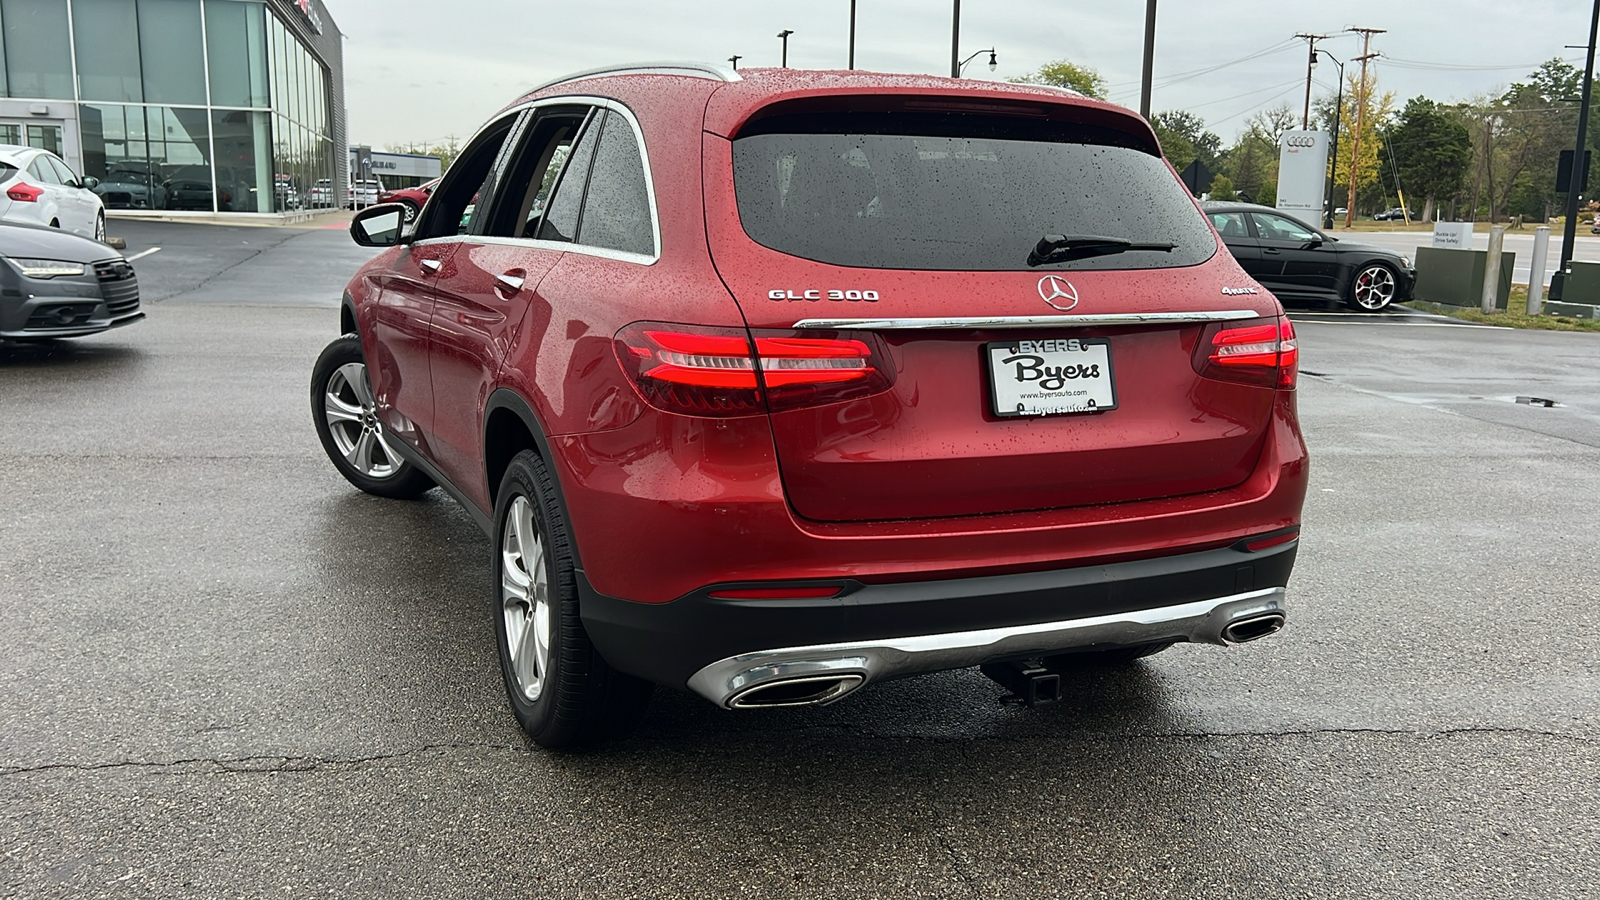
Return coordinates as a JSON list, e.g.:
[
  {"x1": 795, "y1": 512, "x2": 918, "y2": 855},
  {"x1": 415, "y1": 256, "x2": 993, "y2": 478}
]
[{"x1": 0, "y1": 145, "x2": 108, "y2": 243}]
